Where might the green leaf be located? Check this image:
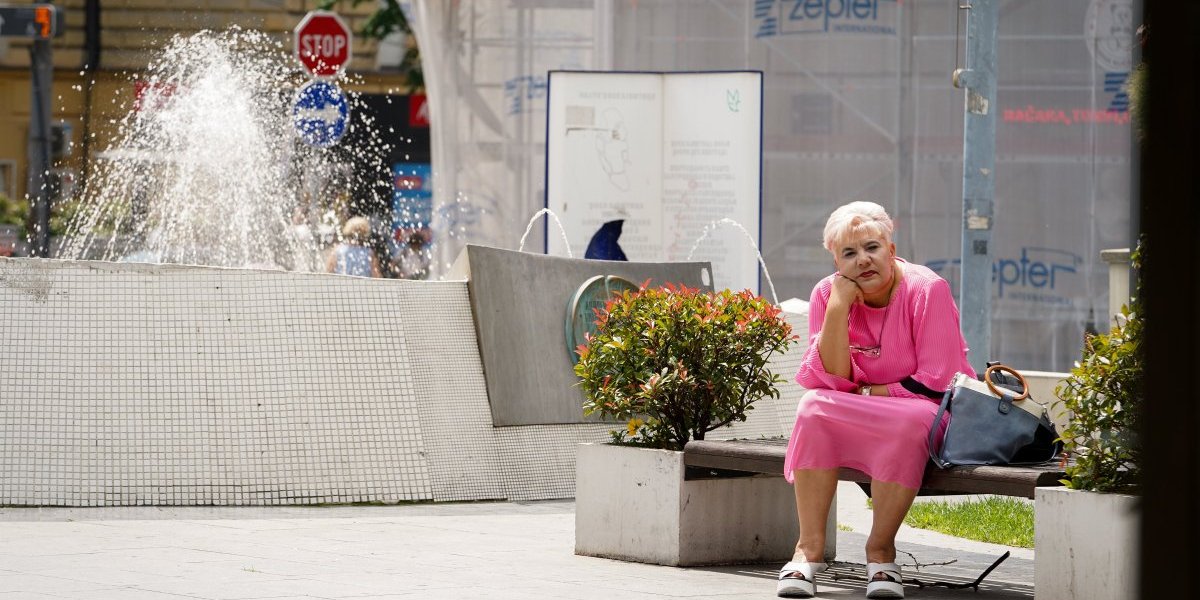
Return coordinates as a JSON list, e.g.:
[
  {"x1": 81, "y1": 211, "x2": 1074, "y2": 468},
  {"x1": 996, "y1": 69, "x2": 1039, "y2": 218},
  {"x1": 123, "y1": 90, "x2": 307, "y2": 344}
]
[
  {"x1": 572, "y1": 283, "x2": 795, "y2": 450},
  {"x1": 1055, "y1": 241, "x2": 1143, "y2": 493}
]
